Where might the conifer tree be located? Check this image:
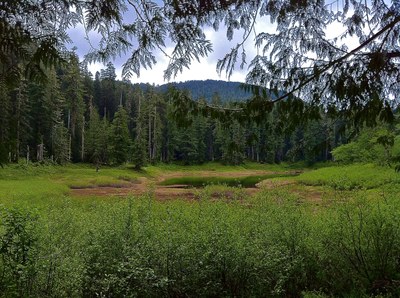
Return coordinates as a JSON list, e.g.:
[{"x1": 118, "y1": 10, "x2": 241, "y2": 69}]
[
  {"x1": 111, "y1": 105, "x2": 131, "y2": 165},
  {"x1": 10, "y1": 79, "x2": 30, "y2": 163},
  {"x1": 0, "y1": 78, "x2": 10, "y2": 165},
  {"x1": 45, "y1": 69, "x2": 67, "y2": 162},
  {"x1": 99, "y1": 62, "x2": 117, "y2": 119},
  {"x1": 61, "y1": 53, "x2": 85, "y2": 162},
  {"x1": 144, "y1": 87, "x2": 162, "y2": 163},
  {"x1": 131, "y1": 86, "x2": 147, "y2": 169},
  {"x1": 27, "y1": 67, "x2": 65, "y2": 162},
  {"x1": 86, "y1": 105, "x2": 104, "y2": 168}
]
